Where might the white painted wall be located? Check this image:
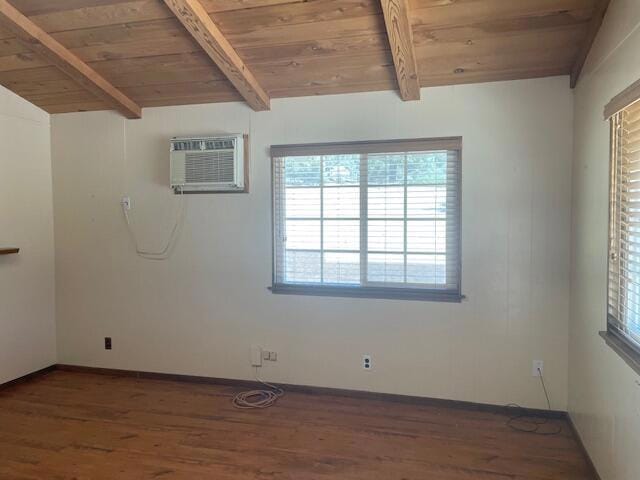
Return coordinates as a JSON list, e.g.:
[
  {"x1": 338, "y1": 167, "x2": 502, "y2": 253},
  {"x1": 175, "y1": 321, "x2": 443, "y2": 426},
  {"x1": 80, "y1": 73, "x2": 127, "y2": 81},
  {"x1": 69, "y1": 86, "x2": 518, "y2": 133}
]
[
  {"x1": 569, "y1": 0, "x2": 640, "y2": 478},
  {"x1": 0, "y1": 86, "x2": 56, "y2": 384},
  {"x1": 51, "y1": 76, "x2": 573, "y2": 409}
]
